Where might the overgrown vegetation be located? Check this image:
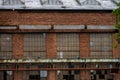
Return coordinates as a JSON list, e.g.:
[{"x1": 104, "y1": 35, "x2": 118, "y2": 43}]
[{"x1": 113, "y1": 3, "x2": 120, "y2": 43}]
